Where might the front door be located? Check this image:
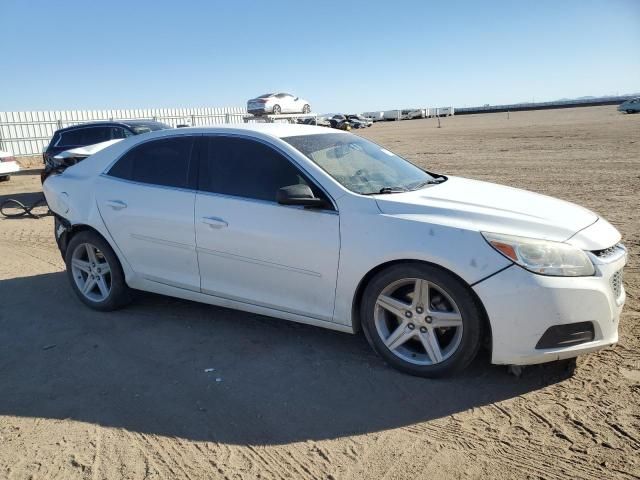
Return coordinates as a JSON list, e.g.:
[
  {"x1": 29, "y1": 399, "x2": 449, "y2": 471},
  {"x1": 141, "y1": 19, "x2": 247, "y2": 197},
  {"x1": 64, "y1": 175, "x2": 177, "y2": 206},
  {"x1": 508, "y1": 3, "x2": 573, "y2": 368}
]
[{"x1": 194, "y1": 135, "x2": 340, "y2": 321}]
